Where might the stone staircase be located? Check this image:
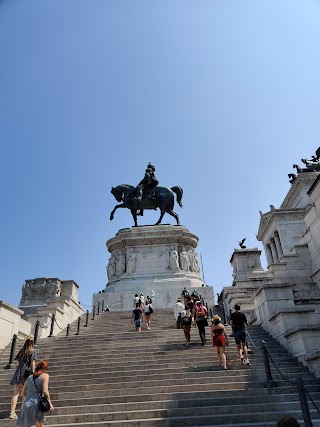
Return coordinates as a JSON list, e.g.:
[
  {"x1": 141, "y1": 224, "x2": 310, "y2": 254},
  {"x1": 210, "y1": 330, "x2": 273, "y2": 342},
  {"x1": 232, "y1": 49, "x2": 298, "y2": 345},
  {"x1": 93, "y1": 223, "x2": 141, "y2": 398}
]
[{"x1": 1, "y1": 308, "x2": 320, "y2": 427}]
